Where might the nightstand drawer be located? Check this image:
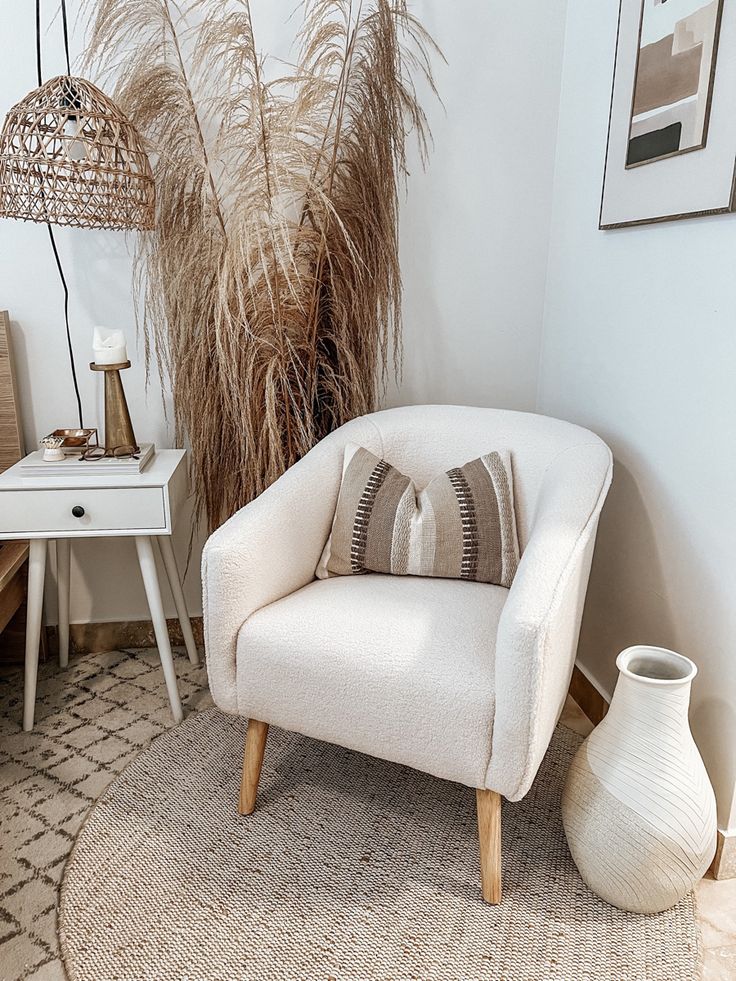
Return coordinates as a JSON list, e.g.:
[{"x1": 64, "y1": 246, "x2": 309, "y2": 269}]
[{"x1": 0, "y1": 487, "x2": 166, "y2": 535}]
